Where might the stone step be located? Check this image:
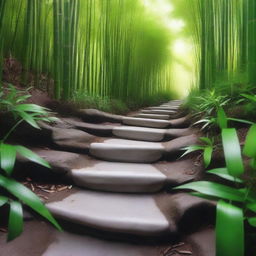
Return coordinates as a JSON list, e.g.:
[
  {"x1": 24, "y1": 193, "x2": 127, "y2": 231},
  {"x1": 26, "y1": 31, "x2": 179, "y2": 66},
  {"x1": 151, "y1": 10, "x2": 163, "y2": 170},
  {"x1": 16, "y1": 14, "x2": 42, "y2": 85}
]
[
  {"x1": 133, "y1": 113, "x2": 171, "y2": 120},
  {"x1": 113, "y1": 126, "x2": 195, "y2": 142},
  {"x1": 89, "y1": 139, "x2": 164, "y2": 163},
  {"x1": 18, "y1": 149, "x2": 201, "y2": 193},
  {"x1": 0, "y1": 219, "x2": 197, "y2": 256},
  {"x1": 46, "y1": 190, "x2": 215, "y2": 239},
  {"x1": 122, "y1": 116, "x2": 170, "y2": 128},
  {"x1": 89, "y1": 135, "x2": 198, "y2": 163},
  {"x1": 148, "y1": 106, "x2": 180, "y2": 111},
  {"x1": 141, "y1": 109, "x2": 176, "y2": 115}
]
